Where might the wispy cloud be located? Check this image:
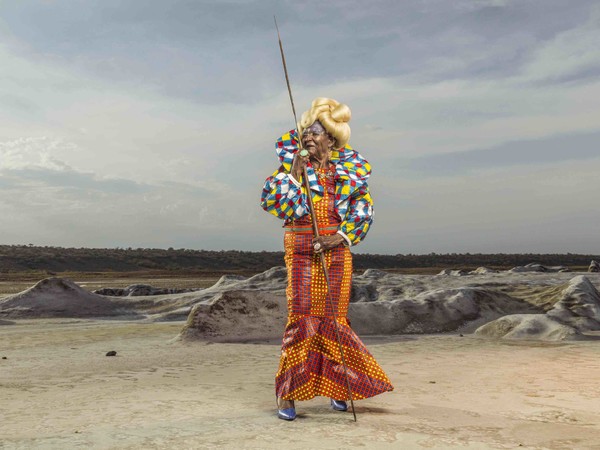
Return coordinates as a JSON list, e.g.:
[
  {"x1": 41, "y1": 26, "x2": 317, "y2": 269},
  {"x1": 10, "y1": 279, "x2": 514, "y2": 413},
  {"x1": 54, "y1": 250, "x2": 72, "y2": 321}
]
[
  {"x1": 398, "y1": 130, "x2": 600, "y2": 176},
  {"x1": 518, "y1": 5, "x2": 600, "y2": 85},
  {"x1": 0, "y1": 1, "x2": 599, "y2": 253}
]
